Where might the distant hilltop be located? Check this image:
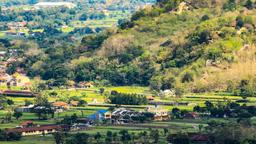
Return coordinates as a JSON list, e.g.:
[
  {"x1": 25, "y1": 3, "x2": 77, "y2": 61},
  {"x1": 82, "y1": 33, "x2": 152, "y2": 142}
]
[{"x1": 34, "y1": 2, "x2": 76, "y2": 9}]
